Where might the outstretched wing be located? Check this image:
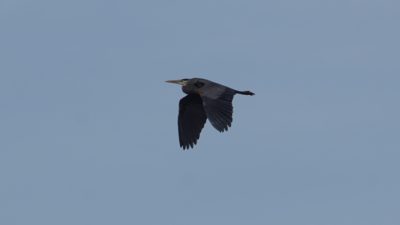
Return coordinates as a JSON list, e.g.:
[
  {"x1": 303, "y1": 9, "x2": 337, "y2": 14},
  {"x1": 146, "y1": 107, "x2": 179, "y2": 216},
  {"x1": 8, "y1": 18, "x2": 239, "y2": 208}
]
[
  {"x1": 201, "y1": 88, "x2": 235, "y2": 132},
  {"x1": 178, "y1": 94, "x2": 207, "y2": 149}
]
